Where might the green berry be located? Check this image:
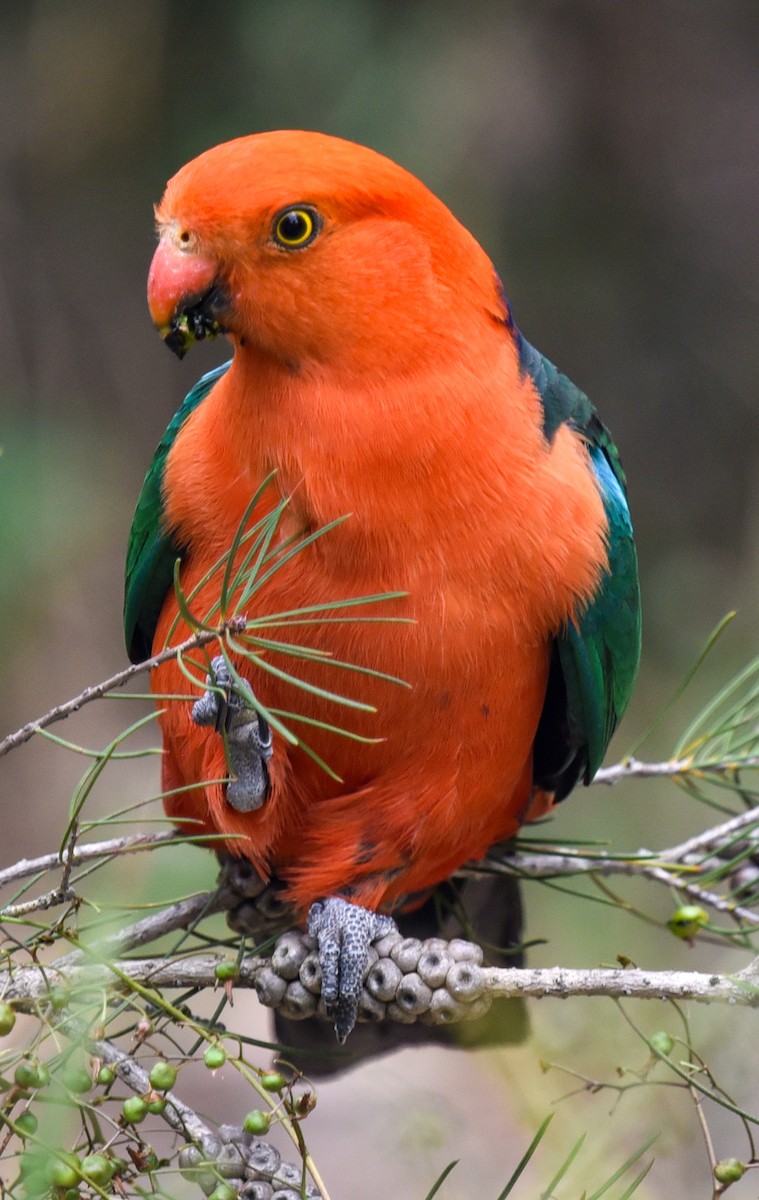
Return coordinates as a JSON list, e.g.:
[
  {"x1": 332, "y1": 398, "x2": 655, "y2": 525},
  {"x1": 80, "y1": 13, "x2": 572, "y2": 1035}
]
[
  {"x1": 80, "y1": 1154, "x2": 114, "y2": 1187},
  {"x1": 15, "y1": 1111, "x2": 38, "y2": 1137},
  {"x1": 49, "y1": 1158, "x2": 80, "y2": 1189},
  {"x1": 149, "y1": 1061, "x2": 177, "y2": 1091},
  {"x1": 97, "y1": 1066, "x2": 116, "y2": 1087},
  {"x1": 259, "y1": 1071, "x2": 286, "y2": 1093},
  {"x1": 62, "y1": 1066, "x2": 92, "y2": 1094},
  {"x1": 650, "y1": 1031, "x2": 674, "y2": 1056},
  {"x1": 214, "y1": 961, "x2": 240, "y2": 982},
  {"x1": 14, "y1": 1061, "x2": 47, "y2": 1090},
  {"x1": 147, "y1": 1095, "x2": 166, "y2": 1115},
  {"x1": 18, "y1": 1149, "x2": 44, "y2": 1178},
  {"x1": 0, "y1": 1001, "x2": 16, "y2": 1036},
  {"x1": 667, "y1": 904, "x2": 708, "y2": 939},
  {"x1": 122, "y1": 1096, "x2": 148, "y2": 1125},
  {"x1": 63, "y1": 1190, "x2": 80, "y2": 1200},
  {"x1": 48, "y1": 987, "x2": 70, "y2": 1012},
  {"x1": 714, "y1": 1158, "x2": 745, "y2": 1184},
  {"x1": 203, "y1": 1045, "x2": 227, "y2": 1070},
  {"x1": 208, "y1": 1184, "x2": 238, "y2": 1200},
  {"x1": 141, "y1": 1150, "x2": 160, "y2": 1173},
  {"x1": 242, "y1": 1109, "x2": 271, "y2": 1135}
]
